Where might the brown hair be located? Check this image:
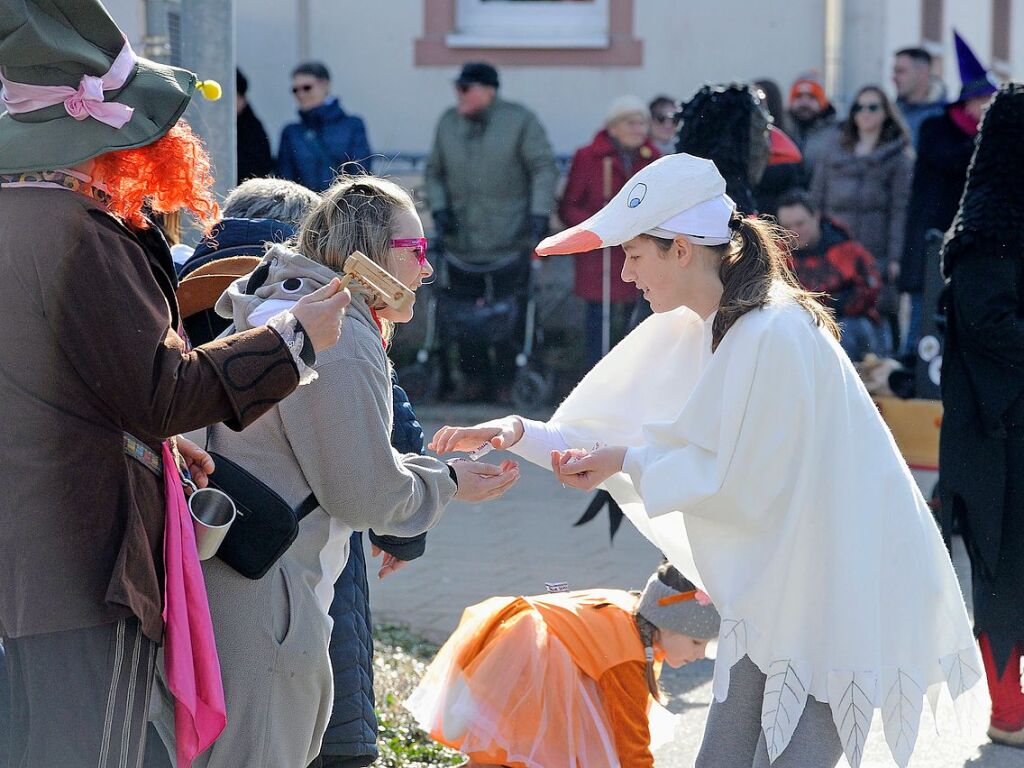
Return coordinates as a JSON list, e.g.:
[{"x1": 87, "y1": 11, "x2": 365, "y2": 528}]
[
  {"x1": 839, "y1": 85, "x2": 909, "y2": 152},
  {"x1": 633, "y1": 611, "x2": 663, "y2": 702},
  {"x1": 297, "y1": 175, "x2": 417, "y2": 344},
  {"x1": 646, "y1": 215, "x2": 840, "y2": 351}
]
